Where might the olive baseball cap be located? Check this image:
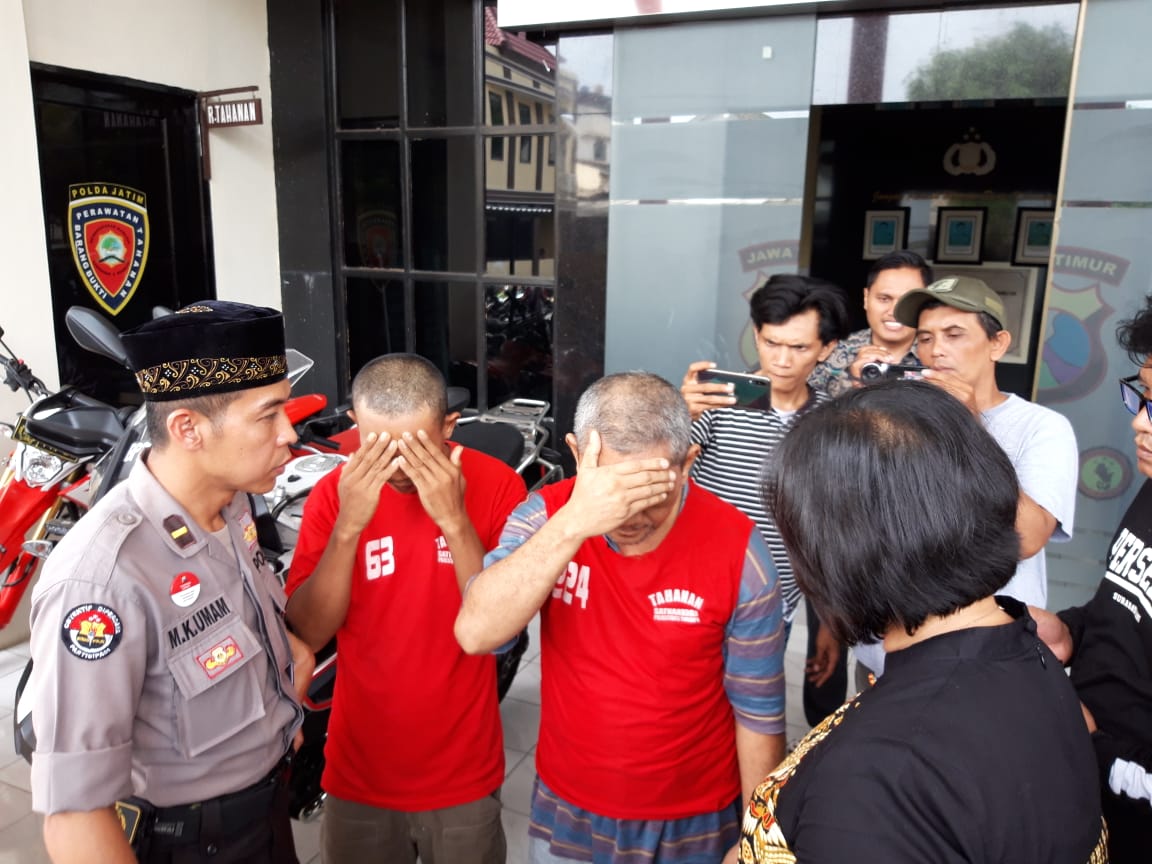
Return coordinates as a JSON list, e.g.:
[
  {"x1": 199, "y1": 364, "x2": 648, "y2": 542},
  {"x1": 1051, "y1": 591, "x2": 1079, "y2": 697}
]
[{"x1": 893, "y1": 275, "x2": 1007, "y2": 331}]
